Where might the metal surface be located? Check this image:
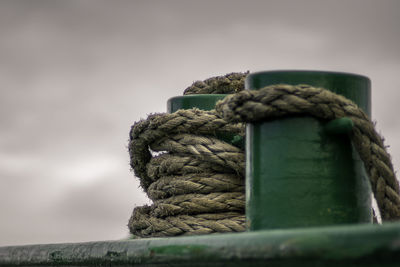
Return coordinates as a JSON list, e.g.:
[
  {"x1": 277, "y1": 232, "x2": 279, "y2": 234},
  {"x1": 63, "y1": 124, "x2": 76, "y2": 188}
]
[
  {"x1": 1, "y1": 222, "x2": 400, "y2": 266},
  {"x1": 246, "y1": 71, "x2": 373, "y2": 230}
]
